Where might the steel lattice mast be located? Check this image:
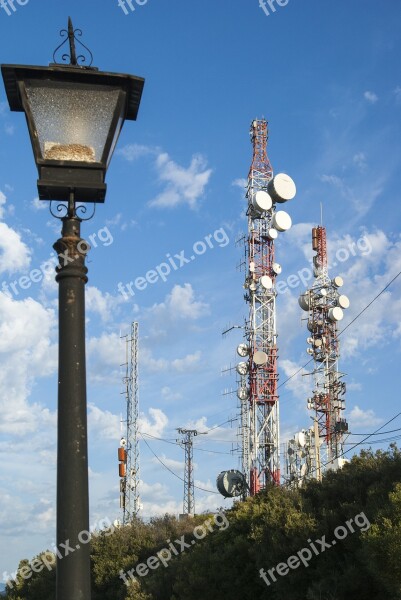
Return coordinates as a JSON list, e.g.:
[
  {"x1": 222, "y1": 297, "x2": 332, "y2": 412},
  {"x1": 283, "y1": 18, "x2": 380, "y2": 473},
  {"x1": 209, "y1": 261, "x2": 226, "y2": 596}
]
[
  {"x1": 119, "y1": 322, "x2": 140, "y2": 524},
  {"x1": 237, "y1": 119, "x2": 296, "y2": 495},
  {"x1": 286, "y1": 227, "x2": 350, "y2": 485},
  {"x1": 177, "y1": 428, "x2": 198, "y2": 515},
  {"x1": 296, "y1": 227, "x2": 349, "y2": 479}
]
